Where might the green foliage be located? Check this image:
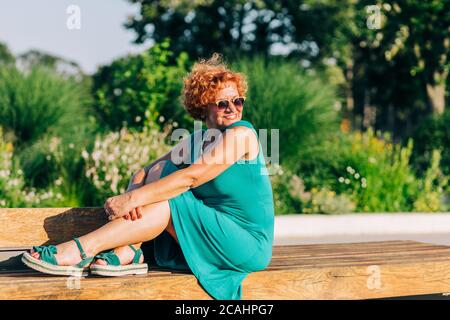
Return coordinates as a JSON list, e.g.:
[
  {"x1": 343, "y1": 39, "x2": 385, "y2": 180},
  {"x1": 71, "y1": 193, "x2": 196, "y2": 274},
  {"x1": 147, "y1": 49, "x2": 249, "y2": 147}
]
[
  {"x1": 270, "y1": 164, "x2": 357, "y2": 215},
  {"x1": 17, "y1": 122, "x2": 98, "y2": 200},
  {"x1": 411, "y1": 109, "x2": 450, "y2": 176},
  {"x1": 0, "y1": 42, "x2": 15, "y2": 65},
  {"x1": 125, "y1": 0, "x2": 281, "y2": 58},
  {"x1": 335, "y1": 129, "x2": 419, "y2": 212},
  {"x1": 230, "y1": 55, "x2": 340, "y2": 169},
  {"x1": 0, "y1": 127, "x2": 61, "y2": 207},
  {"x1": 299, "y1": 127, "x2": 448, "y2": 212},
  {"x1": 92, "y1": 39, "x2": 191, "y2": 131},
  {"x1": 269, "y1": 165, "x2": 302, "y2": 215},
  {"x1": 413, "y1": 150, "x2": 449, "y2": 212},
  {"x1": 0, "y1": 65, "x2": 92, "y2": 148}
]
